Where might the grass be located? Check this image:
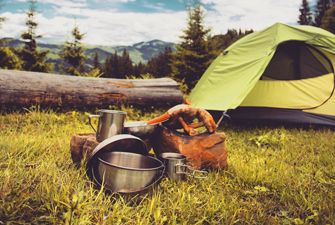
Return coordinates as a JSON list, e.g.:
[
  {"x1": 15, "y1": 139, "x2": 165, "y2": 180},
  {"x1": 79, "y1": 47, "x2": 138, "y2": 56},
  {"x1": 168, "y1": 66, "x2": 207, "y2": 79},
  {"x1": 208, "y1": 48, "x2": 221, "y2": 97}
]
[{"x1": 0, "y1": 108, "x2": 334, "y2": 224}]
